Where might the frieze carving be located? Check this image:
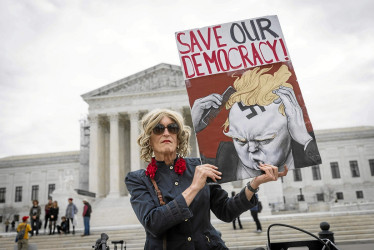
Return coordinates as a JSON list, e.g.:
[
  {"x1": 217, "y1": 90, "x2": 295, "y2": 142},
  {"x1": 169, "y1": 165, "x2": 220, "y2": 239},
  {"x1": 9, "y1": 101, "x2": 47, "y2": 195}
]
[{"x1": 95, "y1": 68, "x2": 185, "y2": 97}]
